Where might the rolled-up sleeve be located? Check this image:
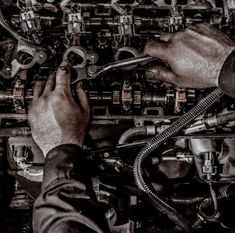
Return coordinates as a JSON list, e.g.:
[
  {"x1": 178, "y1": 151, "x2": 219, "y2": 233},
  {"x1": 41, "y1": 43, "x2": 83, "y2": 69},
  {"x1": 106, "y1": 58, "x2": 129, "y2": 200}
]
[{"x1": 33, "y1": 144, "x2": 110, "y2": 233}]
